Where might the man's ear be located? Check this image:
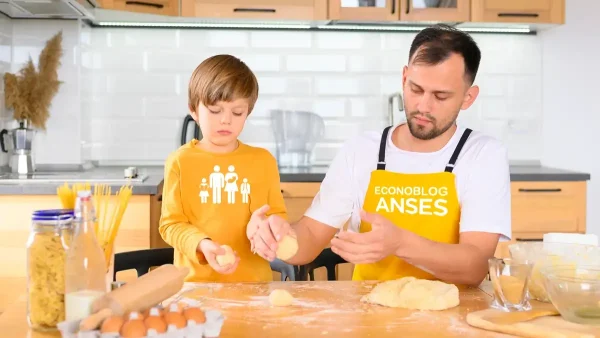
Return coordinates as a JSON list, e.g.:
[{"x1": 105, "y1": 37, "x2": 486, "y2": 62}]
[{"x1": 461, "y1": 85, "x2": 480, "y2": 110}]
